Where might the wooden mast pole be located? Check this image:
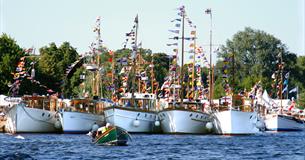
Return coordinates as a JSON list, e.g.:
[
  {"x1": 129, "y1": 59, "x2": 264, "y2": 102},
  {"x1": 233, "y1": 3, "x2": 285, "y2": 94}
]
[
  {"x1": 180, "y1": 9, "x2": 185, "y2": 104},
  {"x1": 131, "y1": 15, "x2": 138, "y2": 106},
  {"x1": 191, "y1": 31, "x2": 196, "y2": 99}
]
